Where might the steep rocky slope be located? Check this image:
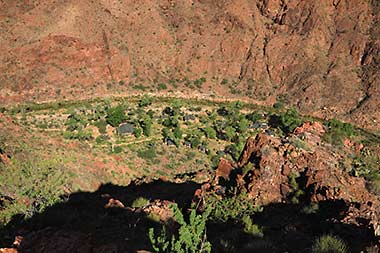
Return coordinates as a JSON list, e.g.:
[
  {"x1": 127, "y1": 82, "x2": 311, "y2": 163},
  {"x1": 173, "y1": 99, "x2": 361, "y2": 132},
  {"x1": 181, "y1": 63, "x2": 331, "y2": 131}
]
[
  {"x1": 209, "y1": 122, "x2": 380, "y2": 237},
  {"x1": 1, "y1": 0, "x2": 379, "y2": 129}
]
